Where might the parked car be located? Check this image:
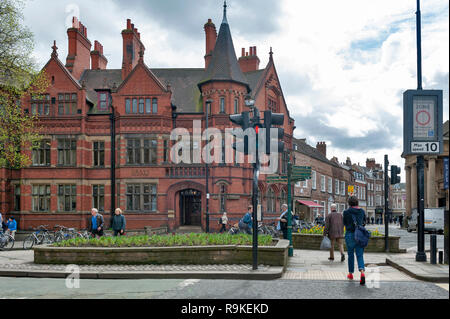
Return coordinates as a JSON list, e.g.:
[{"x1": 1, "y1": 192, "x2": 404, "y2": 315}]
[{"x1": 407, "y1": 208, "x2": 444, "y2": 234}]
